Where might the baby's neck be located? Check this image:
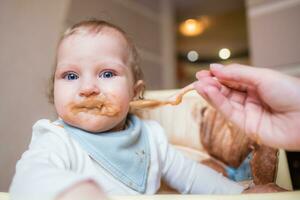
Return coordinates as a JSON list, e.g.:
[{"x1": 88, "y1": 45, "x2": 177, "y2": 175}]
[{"x1": 107, "y1": 118, "x2": 127, "y2": 132}]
